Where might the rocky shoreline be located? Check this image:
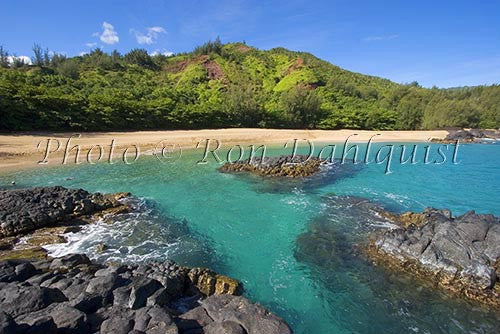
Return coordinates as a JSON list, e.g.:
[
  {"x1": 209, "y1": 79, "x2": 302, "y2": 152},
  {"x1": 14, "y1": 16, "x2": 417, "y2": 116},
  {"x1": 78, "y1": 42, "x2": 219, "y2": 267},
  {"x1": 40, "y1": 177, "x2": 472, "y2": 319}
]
[
  {"x1": 368, "y1": 208, "x2": 500, "y2": 307},
  {"x1": 293, "y1": 194, "x2": 500, "y2": 309},
  {"x1": 0, "y1": 255, "x2": 291, "y2": 334},
  {"x1": 3, "y1": 184, "x2": 500, "y2": 332},
  {"x1": 219, "y1": 155, "x2": 323, "y2": 178},
  {"x1": 0, "y1": 186, "x2": 292, "y2": 334},
  {"x1": 0, "y1": 186, "x2": 132, "y2": 261},
  {"x1": 433, "y1": 128, "x2": 500, "y2": 143}
]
